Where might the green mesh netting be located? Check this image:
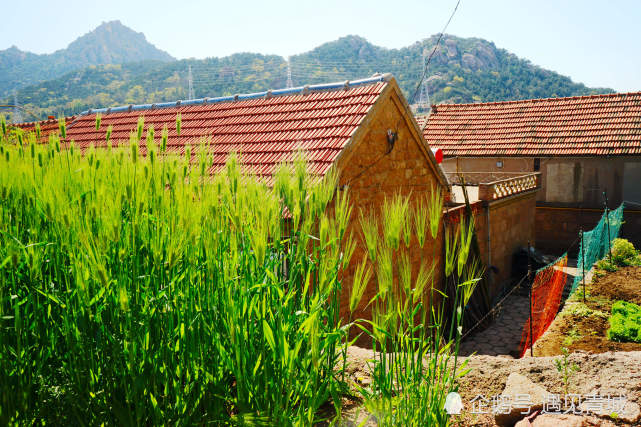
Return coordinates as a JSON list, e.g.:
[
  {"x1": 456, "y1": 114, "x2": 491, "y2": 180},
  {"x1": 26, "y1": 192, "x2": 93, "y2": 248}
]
[{"x1": 571, "y1": 203, "x2": 625, "y2": 294}]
